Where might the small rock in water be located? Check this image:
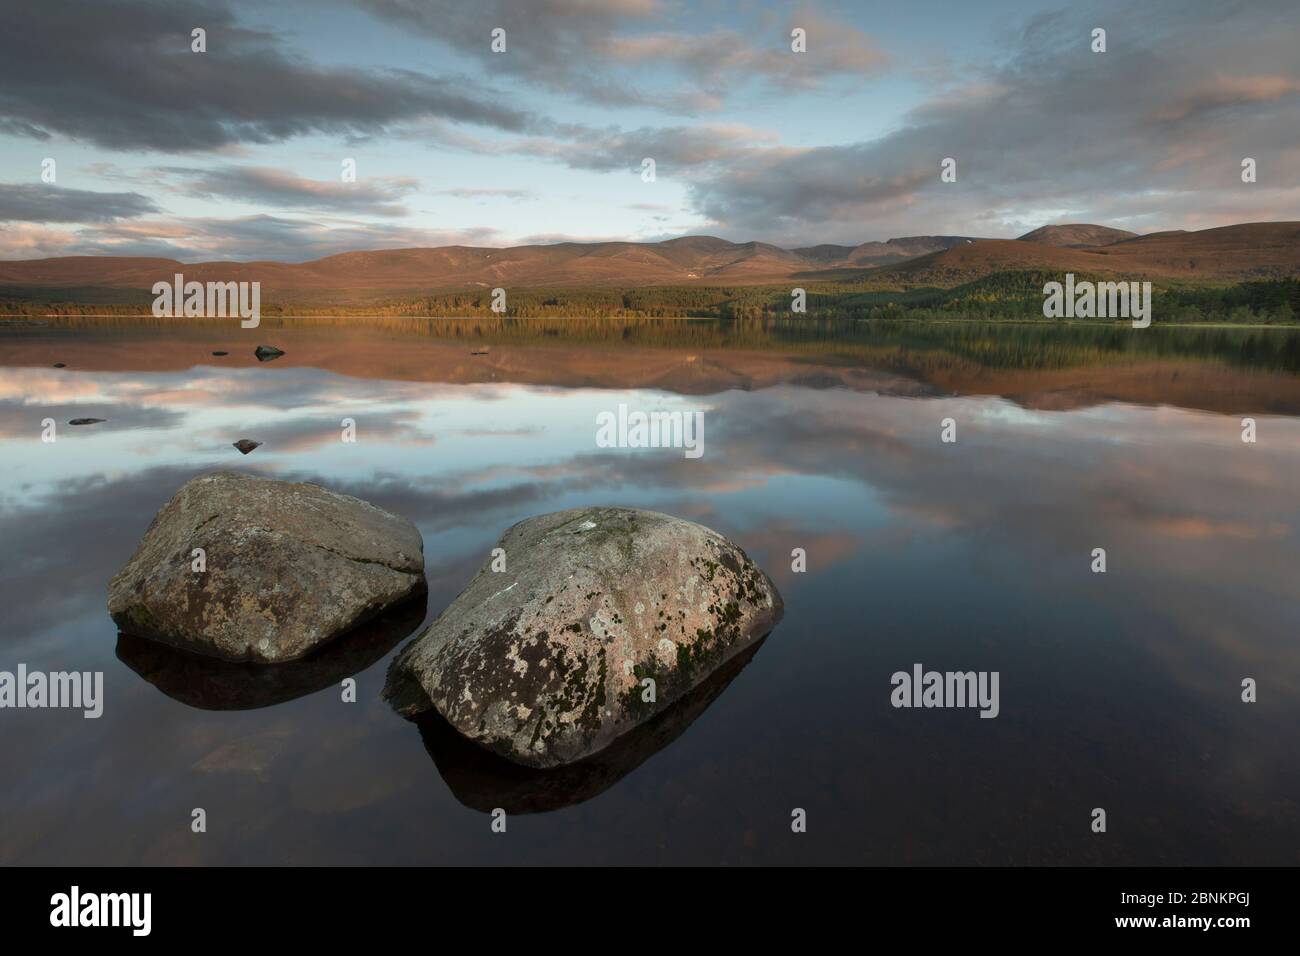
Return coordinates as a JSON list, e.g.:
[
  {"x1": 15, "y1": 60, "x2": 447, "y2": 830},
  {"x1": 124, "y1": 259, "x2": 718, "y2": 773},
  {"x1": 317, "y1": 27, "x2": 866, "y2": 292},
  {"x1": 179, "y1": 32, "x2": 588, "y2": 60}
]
[
  {"x1": 254, "y1": 345, "x2": 285, "y2": 362},
  {"x1": 212, "y1": 351, "x2": 229, "y2": 357},
  {"x1": 69, "y1": 418, "x2": 106, "y2": 426},
  {"x1": 384, "y1": 506, "x2": 783, "y2": 768},
  {"x1": 232, "y1": 439, "x2": 262, "y2": 455},
  {"x1": 108, "y1": 471, "x2": 426, "y2": 663},
  {"x1": 53, "y1": 363, "x2": 66, "y2": 368}
]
